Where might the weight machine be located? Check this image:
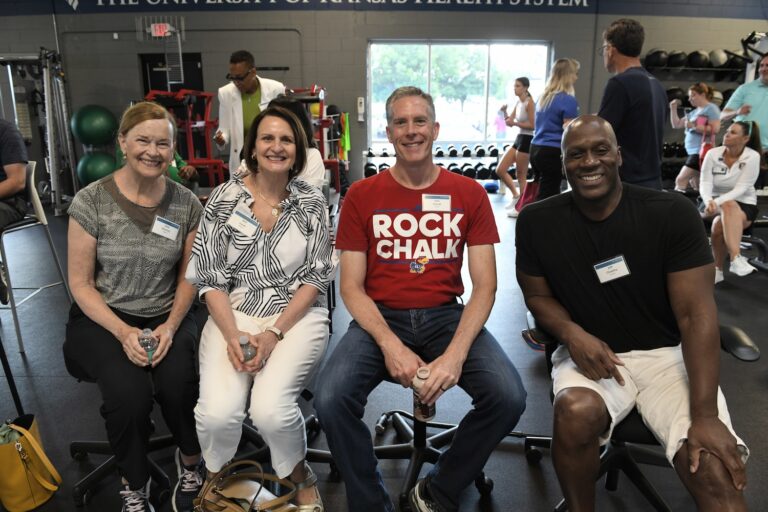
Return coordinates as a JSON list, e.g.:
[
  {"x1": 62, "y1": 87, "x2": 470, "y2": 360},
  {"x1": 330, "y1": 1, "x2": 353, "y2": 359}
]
[{"x1": 0, "y1": 48, "x2": 78, "y2": 216}]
